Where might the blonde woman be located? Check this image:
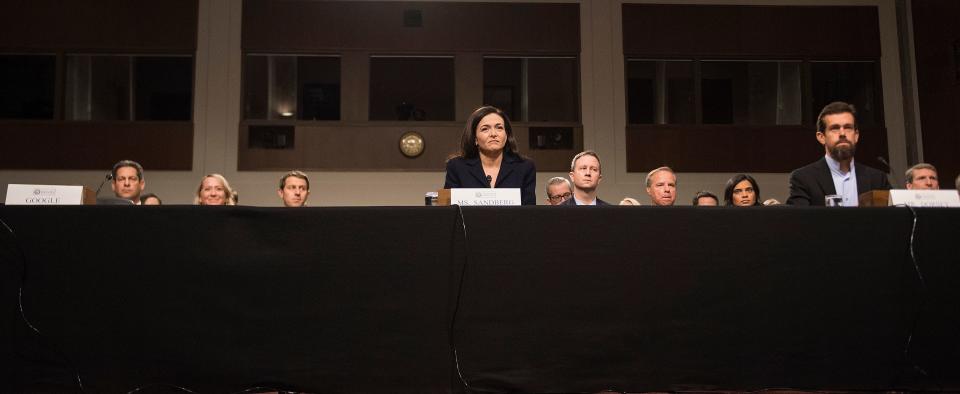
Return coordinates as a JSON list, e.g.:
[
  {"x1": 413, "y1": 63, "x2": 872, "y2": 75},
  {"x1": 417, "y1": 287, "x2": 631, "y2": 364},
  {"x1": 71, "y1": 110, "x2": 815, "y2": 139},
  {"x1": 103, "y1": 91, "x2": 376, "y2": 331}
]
[{"x1": 195, "y1": 173, "x2": 237, "y2": 205}]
